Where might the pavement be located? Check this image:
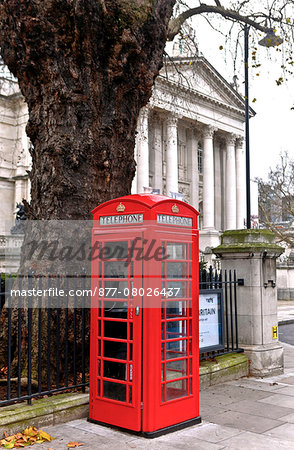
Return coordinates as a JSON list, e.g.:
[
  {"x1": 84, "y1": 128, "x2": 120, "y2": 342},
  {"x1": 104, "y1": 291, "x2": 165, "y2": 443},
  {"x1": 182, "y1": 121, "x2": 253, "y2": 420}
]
[{"x1": 29, "y1": 303, "x2": 294, "y2": 448}]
